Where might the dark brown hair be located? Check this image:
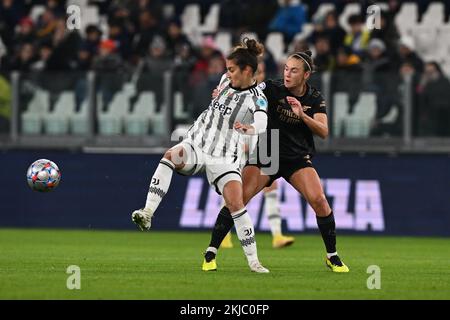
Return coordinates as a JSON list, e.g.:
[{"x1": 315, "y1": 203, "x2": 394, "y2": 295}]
[
  {"x1": 227, "y1": 37, "x2": 264, "y2": 74},
  {"x1": 289, "y1": 50, "x2": 314, "y2": 72}
]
